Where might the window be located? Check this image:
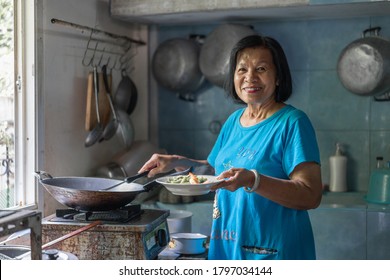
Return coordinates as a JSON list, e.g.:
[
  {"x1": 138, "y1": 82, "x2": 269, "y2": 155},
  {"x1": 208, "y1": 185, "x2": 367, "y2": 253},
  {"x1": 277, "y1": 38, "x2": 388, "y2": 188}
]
[{"x1": 0, "y1": 0, "x2": 36, "y2": 209}]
